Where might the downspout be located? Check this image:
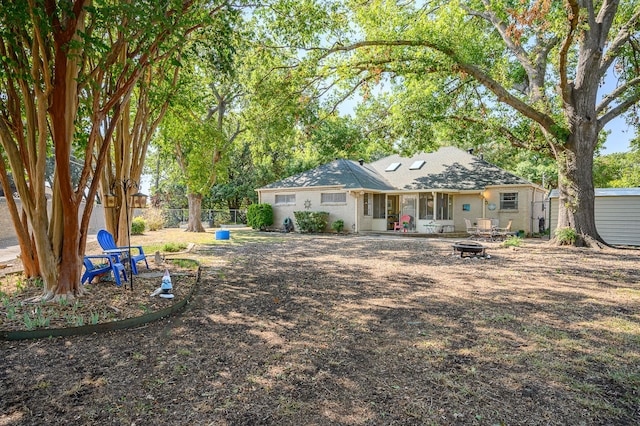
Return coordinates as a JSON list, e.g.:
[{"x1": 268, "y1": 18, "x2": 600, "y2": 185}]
[
  {"x1": 530, "y1": 188, "x2": 534, "y2": 235},
  {"x1": 481, "y1": 190, "x2": 486, "y2": 219},
  {"x1": 354, "y1": 192, "x2": 359, "y2": 233}
]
